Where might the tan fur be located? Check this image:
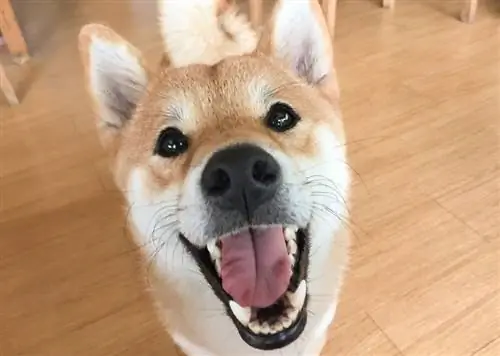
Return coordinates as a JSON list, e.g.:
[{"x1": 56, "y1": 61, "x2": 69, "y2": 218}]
[
  {"x1": 115, "y1": 56, "x2": 343, "y2": 193},
  {"x1": 79, "y1": 1, "x2": 349, "y2": 355}
]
